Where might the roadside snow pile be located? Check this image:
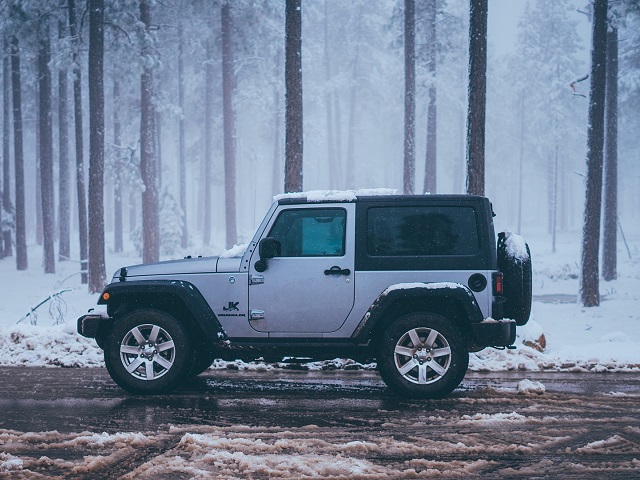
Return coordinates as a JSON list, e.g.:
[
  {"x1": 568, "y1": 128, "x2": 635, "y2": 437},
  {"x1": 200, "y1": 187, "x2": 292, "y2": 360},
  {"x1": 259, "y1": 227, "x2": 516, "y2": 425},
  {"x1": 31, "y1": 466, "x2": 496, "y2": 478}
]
[{"x1": 0, "y1": 323, "x2": 102, "y2": 367}]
